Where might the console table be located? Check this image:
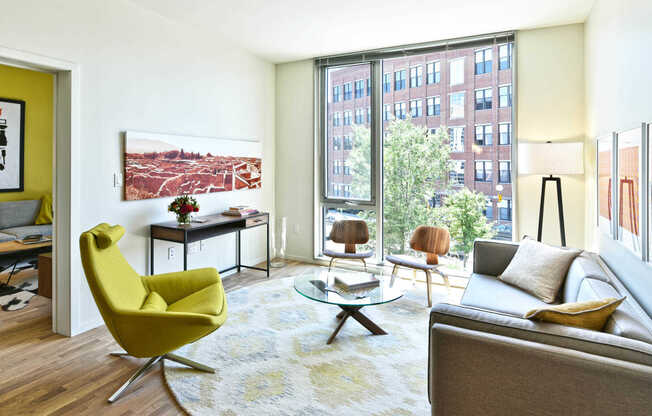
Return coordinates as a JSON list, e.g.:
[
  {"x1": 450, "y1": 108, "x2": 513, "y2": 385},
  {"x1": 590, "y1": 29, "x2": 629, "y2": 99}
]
[{"x1": 150, "y1": 212, "x2": 269, "y2": 276}]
